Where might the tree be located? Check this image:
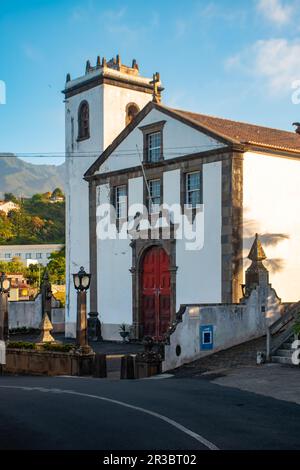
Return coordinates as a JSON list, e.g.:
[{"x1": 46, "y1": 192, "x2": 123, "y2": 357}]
[
  {"x1": 47, "y1": 246, "x2": 65, "y2": 284},
  {"x1": 52, "y1": 187, "x2": 64, "y2": 199},
  {"x1": 0, "y1": 259, "x2": 27, "y2": 275},
  {"x1": 0, "y1": 213, "x2": 13, "y2": 241},
  {"x1": 26, "y1": 263, "x2": 44, "y2": 287},
  {"x1": 4, "y1": 193, "x2": 18, "y2": 203}
]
